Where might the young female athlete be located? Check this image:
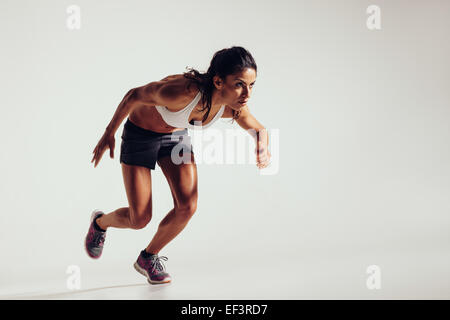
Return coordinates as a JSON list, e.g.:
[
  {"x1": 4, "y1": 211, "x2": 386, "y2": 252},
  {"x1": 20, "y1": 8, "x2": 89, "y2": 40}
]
[{"x1": 86, "y1": 46, "x2": 271, "y2": 284}]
